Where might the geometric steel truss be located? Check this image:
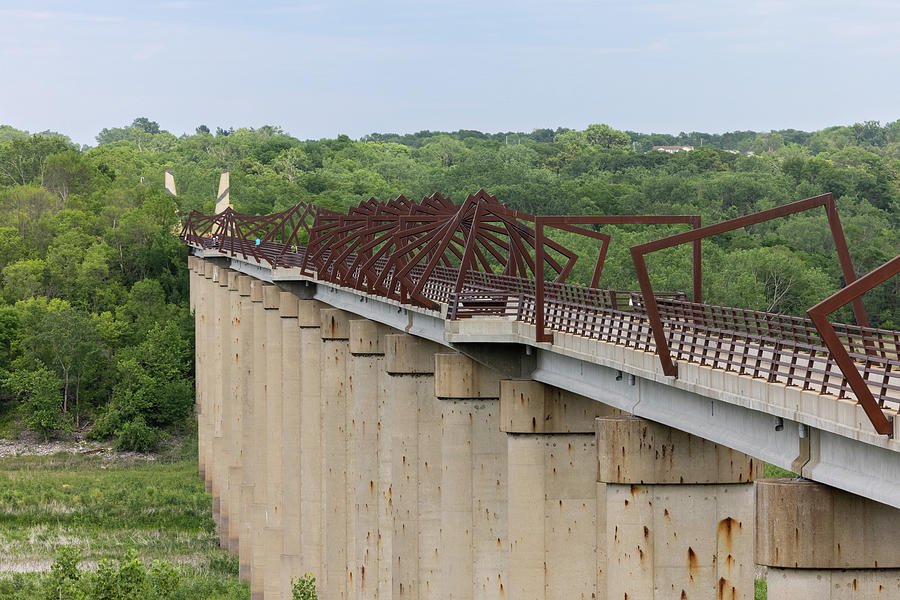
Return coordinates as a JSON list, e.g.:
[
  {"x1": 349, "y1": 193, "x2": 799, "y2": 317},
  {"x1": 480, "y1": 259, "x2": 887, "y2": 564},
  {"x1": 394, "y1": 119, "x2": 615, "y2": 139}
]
[
  {"x1": 808, "y1": 255, "x2": 900, "y2": 435},
  {"x1": 182, "y1": 190, "x2": 899, "y2": 435}
]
